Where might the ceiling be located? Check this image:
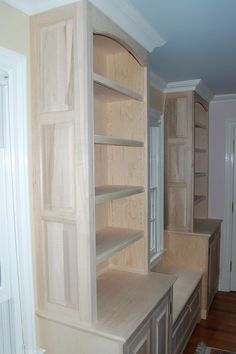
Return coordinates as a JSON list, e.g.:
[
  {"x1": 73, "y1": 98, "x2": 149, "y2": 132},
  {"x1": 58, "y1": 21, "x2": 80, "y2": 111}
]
[
  {"x1": 4, "y1": 0, "x2": 236, "y2": 95},
  {"x1": 129, "y1": 0, "x2": 236, "y2": 95}
]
